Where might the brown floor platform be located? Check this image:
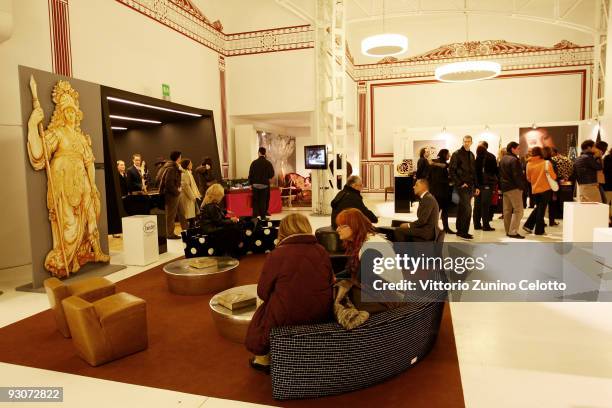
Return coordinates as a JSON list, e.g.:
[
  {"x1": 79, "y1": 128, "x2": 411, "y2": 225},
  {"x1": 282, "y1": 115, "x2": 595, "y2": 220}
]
[{"x1": 0, "y1": 255, "x2": 465, "y2": 407}]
